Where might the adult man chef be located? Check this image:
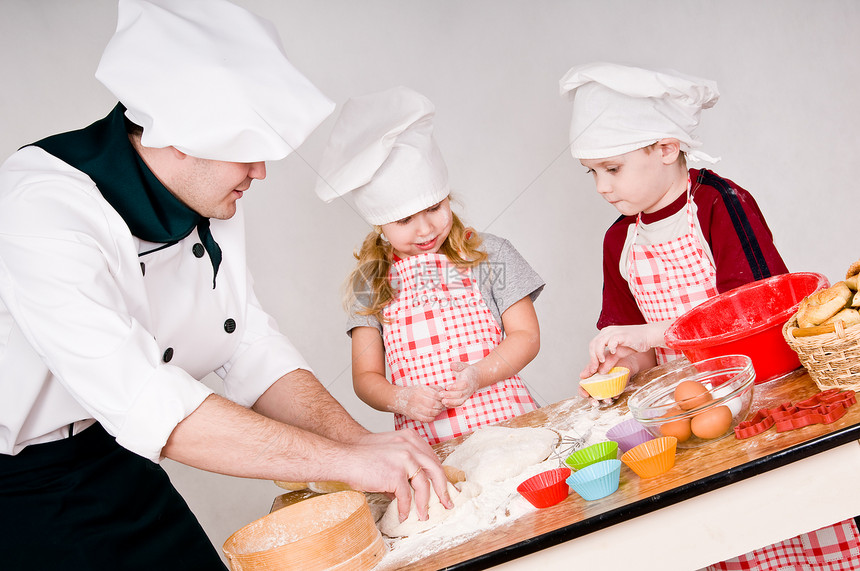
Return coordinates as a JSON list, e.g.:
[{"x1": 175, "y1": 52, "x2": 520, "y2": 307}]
[{"x1": 0, "y1": 1, "x2": 450, "y2": 569}]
